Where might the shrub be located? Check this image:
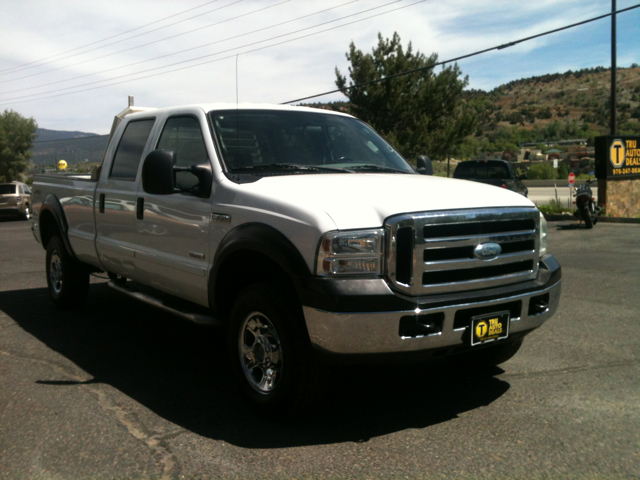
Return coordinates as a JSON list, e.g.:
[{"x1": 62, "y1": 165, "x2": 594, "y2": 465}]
[{"x1": 527, "y1": 163, "x2": 558, "y2": 180}]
